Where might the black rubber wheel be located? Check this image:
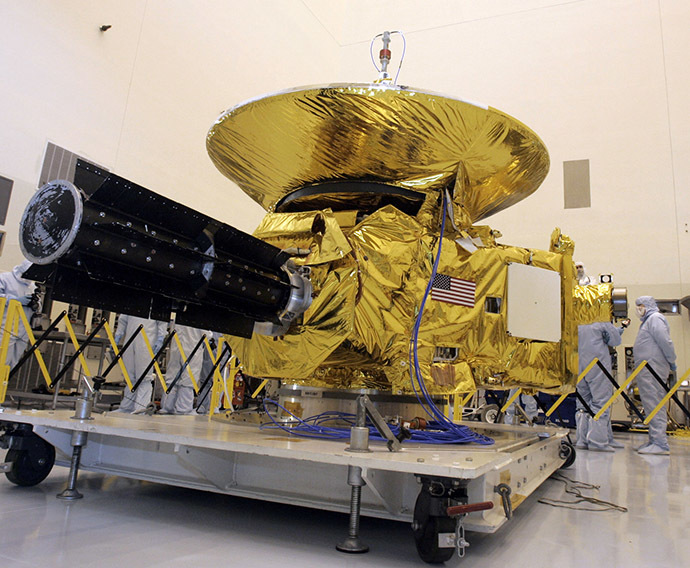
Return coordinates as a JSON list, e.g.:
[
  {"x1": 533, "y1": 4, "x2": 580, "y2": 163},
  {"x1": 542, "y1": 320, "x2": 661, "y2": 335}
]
[
  {"x1": 5, "y1": 437, "x2": 55, "y2": 486},
  {"x1": 413, "y1": 490, "x2": 456, "y2": 563},
  {"x1": 558, "y1": 440, "x2": 576, "y2": 469},
  {"x1": 415, "y1": 516, "x2": 456, "y2": 564},
  {"x1": 480, "y1": 404, "x2": 500, "y2": 423}
]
